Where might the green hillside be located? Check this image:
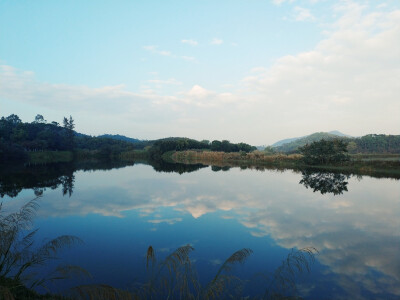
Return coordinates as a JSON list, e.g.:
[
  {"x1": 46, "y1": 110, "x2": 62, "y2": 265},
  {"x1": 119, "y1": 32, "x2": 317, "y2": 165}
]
[
  {"x1": 274, "y1": 132, "x2": 348, "y2": 153},
  {"x1": 272, "y1": 132, "x2": 400, "y2": 154}
]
